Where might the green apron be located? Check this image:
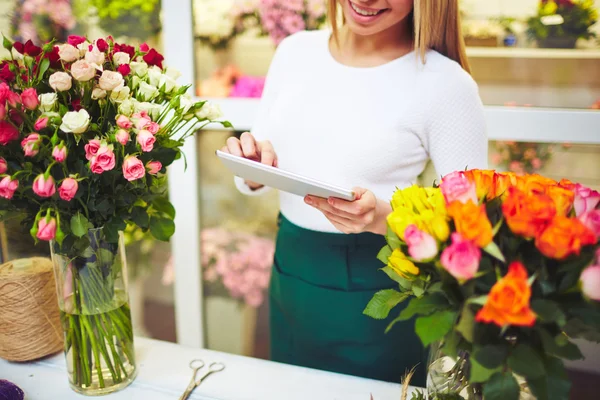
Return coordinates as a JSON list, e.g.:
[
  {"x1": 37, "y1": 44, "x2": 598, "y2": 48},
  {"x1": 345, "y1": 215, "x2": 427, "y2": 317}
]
[{"x1": 269, "y1": 213, "x2": 427, "y2": 385}]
